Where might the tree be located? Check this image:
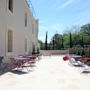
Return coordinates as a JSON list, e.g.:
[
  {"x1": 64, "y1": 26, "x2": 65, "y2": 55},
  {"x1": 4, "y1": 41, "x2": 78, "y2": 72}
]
[
  {"x1": 38, "y1": 40, "x2": 43, "y2": 45},
  {"x1": 52, "y1": 37, "x2": 55, "y2": 50},
  {"x1": 61, "y1": 37, "x2": 64, "y2": 49},
  {"x1": 38, "y1": 40, "x2": 43, "y2": 50},
  {"x1": 50, "y1": 33, "x2": 62, "y2": 50},
  {"x1": 45, "y1": 31, "x2": 48, "y2": 50},
  {"x1": 80, "y1": 23, "x2": 90, "y2": 35},
  {"x1": 81, "y1": 36, "x2": 84, "y2": 48},
  {"x1": 70, "y1": 32, "x2": 72, "y2": 48}
]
